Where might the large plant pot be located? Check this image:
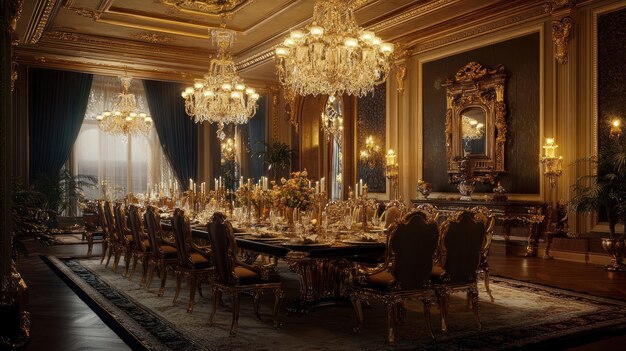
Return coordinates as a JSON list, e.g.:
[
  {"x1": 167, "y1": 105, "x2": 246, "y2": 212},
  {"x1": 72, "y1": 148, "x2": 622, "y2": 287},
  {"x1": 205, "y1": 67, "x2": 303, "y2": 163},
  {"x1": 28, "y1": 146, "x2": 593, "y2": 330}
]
[{"x1": 601, "y1": 238, "x2": 626, "y2": 272}]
